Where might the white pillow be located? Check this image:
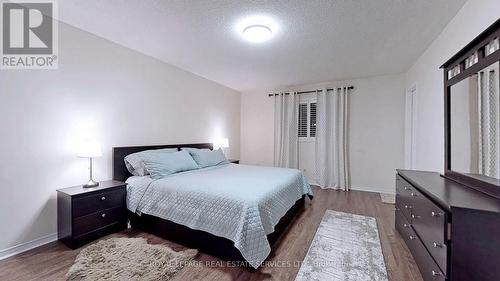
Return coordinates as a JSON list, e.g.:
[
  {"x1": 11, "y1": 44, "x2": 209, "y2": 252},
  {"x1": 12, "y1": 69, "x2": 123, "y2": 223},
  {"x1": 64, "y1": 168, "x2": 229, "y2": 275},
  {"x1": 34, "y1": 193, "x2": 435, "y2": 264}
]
[{"x1": 124, "y1": 148, "x2": 178, "y2": 176}]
